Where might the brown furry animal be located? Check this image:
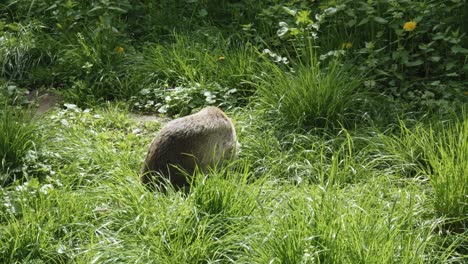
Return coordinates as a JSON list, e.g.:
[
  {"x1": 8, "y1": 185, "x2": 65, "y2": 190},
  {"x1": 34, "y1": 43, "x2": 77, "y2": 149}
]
[{"x1": 141, "y1": 106, "x2": 237, "y2": 190}]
